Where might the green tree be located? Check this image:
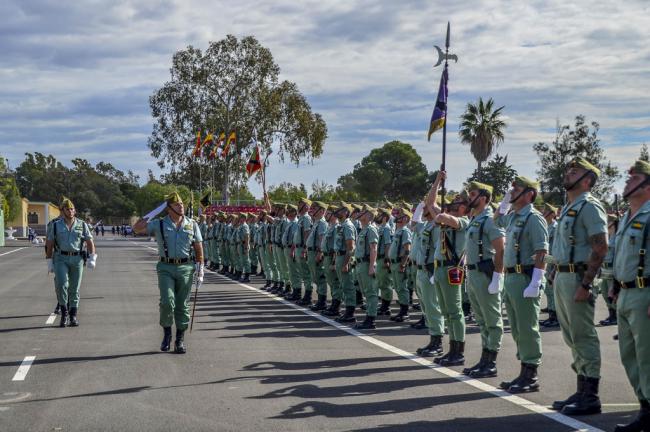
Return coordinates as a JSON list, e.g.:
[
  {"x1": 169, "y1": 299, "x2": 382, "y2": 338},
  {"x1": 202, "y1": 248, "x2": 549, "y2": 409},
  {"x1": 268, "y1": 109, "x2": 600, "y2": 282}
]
[
  {"x1": 458, "y1": 97, "x2": 507, "y2": 177},
  {"x1": 268, "y1": 182, "x2": 308, "y2": 203},
  {"x1": 533, "y1": 115, "x2": 620, "y2": 204},
  {"x1": 336, "y1": 141, "x2": 428, "y2": 202},
  {"x1": 148, "y1": 34, "x2": 327, "y2": 202},
  {"x1": 0, "y1": 157, "x2": 21, "y2": 221},
  {"x1": 466, "y1": 154, "x2": 517, "y2": 197},
  {"x1": 309, "y1": 180, "x2": 360, "y2": 203},
  {"x1": 640, "y1": 143, "x2": 649, "y2": 162}
]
